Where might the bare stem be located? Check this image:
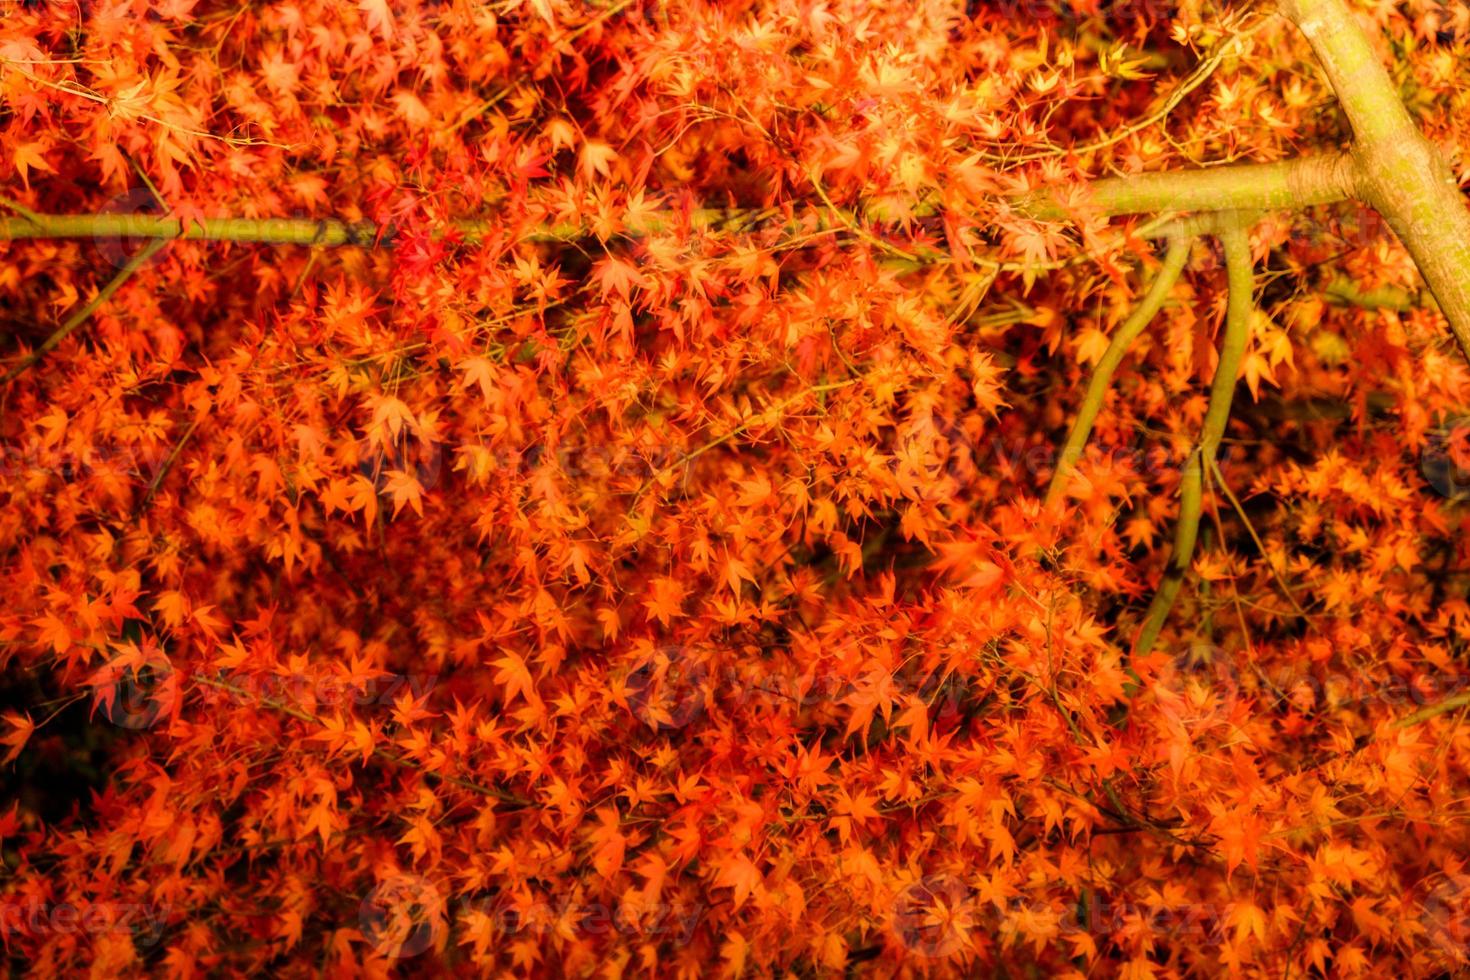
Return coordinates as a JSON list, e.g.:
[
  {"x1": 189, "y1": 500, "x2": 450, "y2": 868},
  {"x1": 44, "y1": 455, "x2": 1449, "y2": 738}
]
[
  {"x1": 1022, "y1": 153, "x2": 1356, "y2": 220},
  {"x1": 1, "y1": 238, "x2": 170, "y2": 386},
  {"x1": 0, "y1": 153, "x2": 1358, "y2": 247},
  {"x1": 1279, "y1": 0, "x2": 1470, "y2": 363},
  {"x1": 194, "y1": 674, "x2": 530, "y2": 806},
  {"x1": 1136, "y1": 215, "x2": 1255, "y2": 656},
  {"x1": 1045, "y1": 235, "x2": 1192, "y2": 509},
  {"x1": 0, "y1": 211, "x2": 703, "y2": 246},
  {"x1": 1393, "y1": 692, "x2": 1470, "y2": 730}
]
